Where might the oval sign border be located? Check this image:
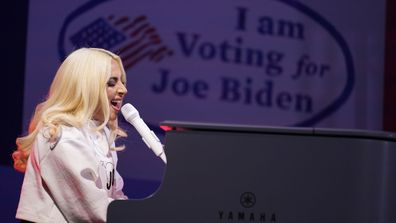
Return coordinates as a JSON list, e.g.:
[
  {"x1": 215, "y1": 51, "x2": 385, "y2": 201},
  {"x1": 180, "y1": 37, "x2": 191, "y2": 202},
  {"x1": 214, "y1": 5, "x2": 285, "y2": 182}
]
[
  {"x1": 58, "y1": 0, "x2": 355, "y2": 127},
  {"x1": 277, "y1": 0, "x2": 355, "y2": 127}
]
